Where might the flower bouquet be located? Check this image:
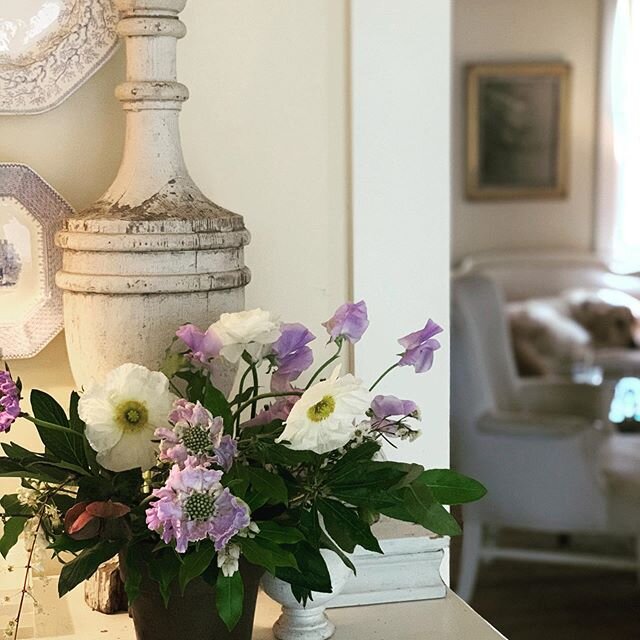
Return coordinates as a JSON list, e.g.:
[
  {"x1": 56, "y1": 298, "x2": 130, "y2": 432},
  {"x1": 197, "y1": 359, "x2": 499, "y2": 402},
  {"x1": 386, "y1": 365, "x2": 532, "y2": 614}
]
[{"x1": 0, "y1": 302, "x2": 485, "y2": 640}]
